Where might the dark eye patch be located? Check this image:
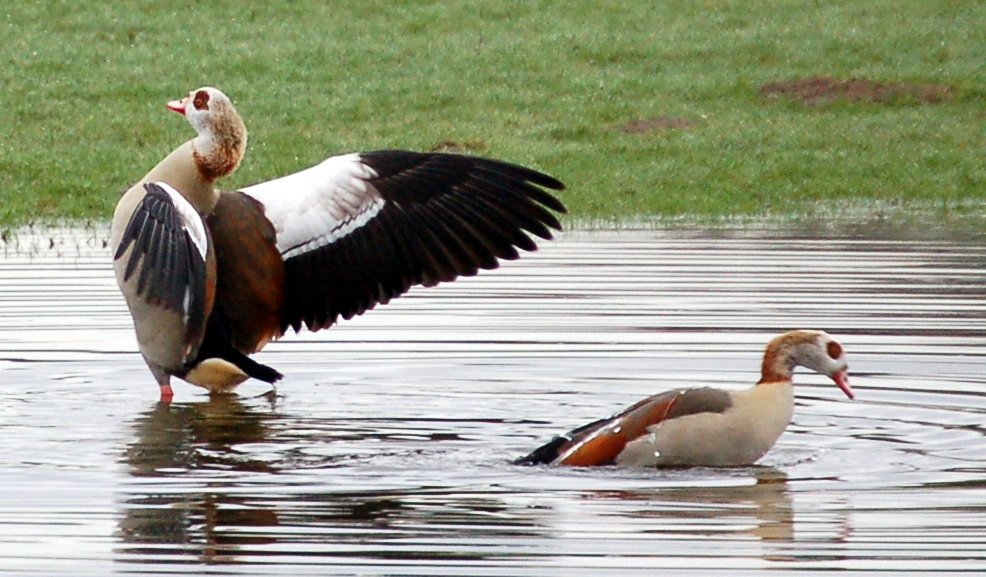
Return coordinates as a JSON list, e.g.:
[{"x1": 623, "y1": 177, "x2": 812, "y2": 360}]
[
  {"x1": 192, "y1": 90, "x2": 210, "y2": 111},
  {"x1": 827, "y1": 340, "x2": 843, "y2": 359}
]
